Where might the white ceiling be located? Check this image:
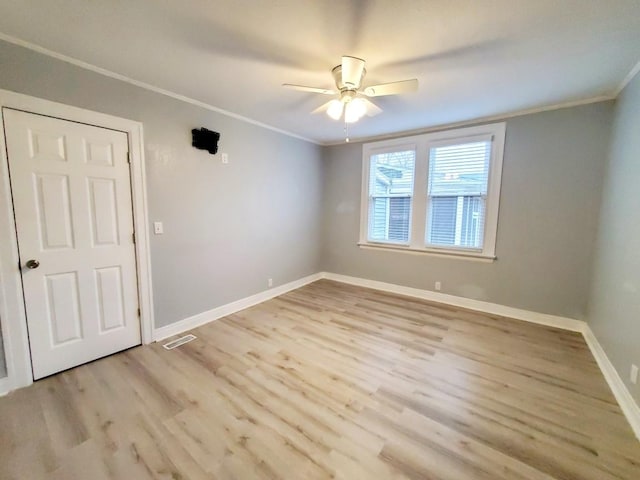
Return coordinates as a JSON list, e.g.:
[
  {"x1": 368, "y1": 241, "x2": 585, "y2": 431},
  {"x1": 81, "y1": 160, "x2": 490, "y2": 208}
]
[{"x1": 1, "y1": 0, "x2": 639, "y2": 144}]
